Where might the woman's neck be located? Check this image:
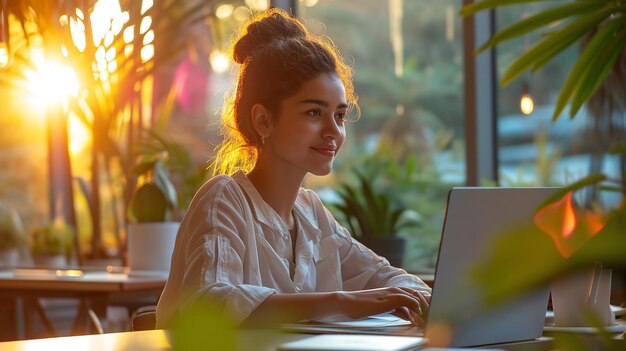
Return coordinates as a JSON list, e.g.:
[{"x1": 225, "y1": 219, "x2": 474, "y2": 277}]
[{"x1": 247, "y1": 164, "x2": 303, "y2": 229}]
